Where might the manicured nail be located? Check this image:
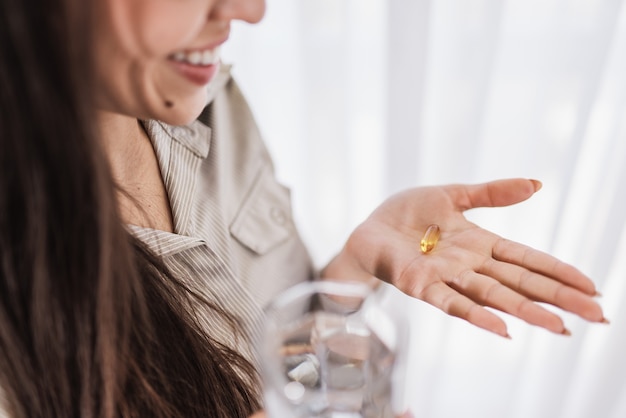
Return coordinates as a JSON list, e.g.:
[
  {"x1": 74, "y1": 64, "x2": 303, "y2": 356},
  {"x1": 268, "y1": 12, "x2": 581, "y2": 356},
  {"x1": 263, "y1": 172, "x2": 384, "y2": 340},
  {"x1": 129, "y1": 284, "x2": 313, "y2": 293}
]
[
  {"x1": 561, "y1": 328, "x2": 572, "y2": 336},
  {"x1": 594, "y1": 291, "x2": 603, "y2": 297},
  {"x1": 529, "y1": 179, "x2": 543, "y2": 192},
  {"x1": 499, "y1": 331, "x2": 512, "y2": 339},
  {"x1": 601, "y1": 317, "x2": 610, "y2": 324}
]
